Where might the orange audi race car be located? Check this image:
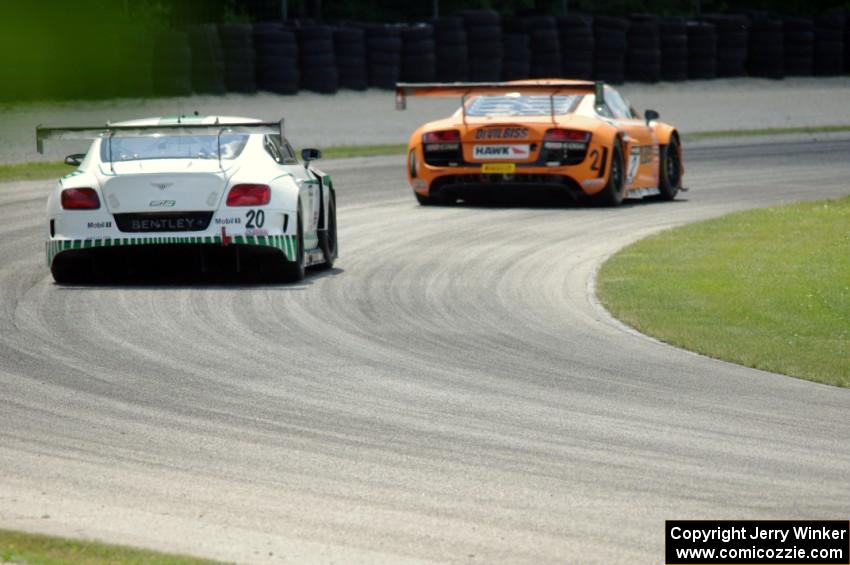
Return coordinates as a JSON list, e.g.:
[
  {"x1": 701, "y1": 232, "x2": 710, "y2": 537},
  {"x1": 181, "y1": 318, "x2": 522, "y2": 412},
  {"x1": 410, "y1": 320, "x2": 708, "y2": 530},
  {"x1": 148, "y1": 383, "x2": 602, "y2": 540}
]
[{"x1": 395, "y1": 79, "x2": 684, "y2": 206}]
